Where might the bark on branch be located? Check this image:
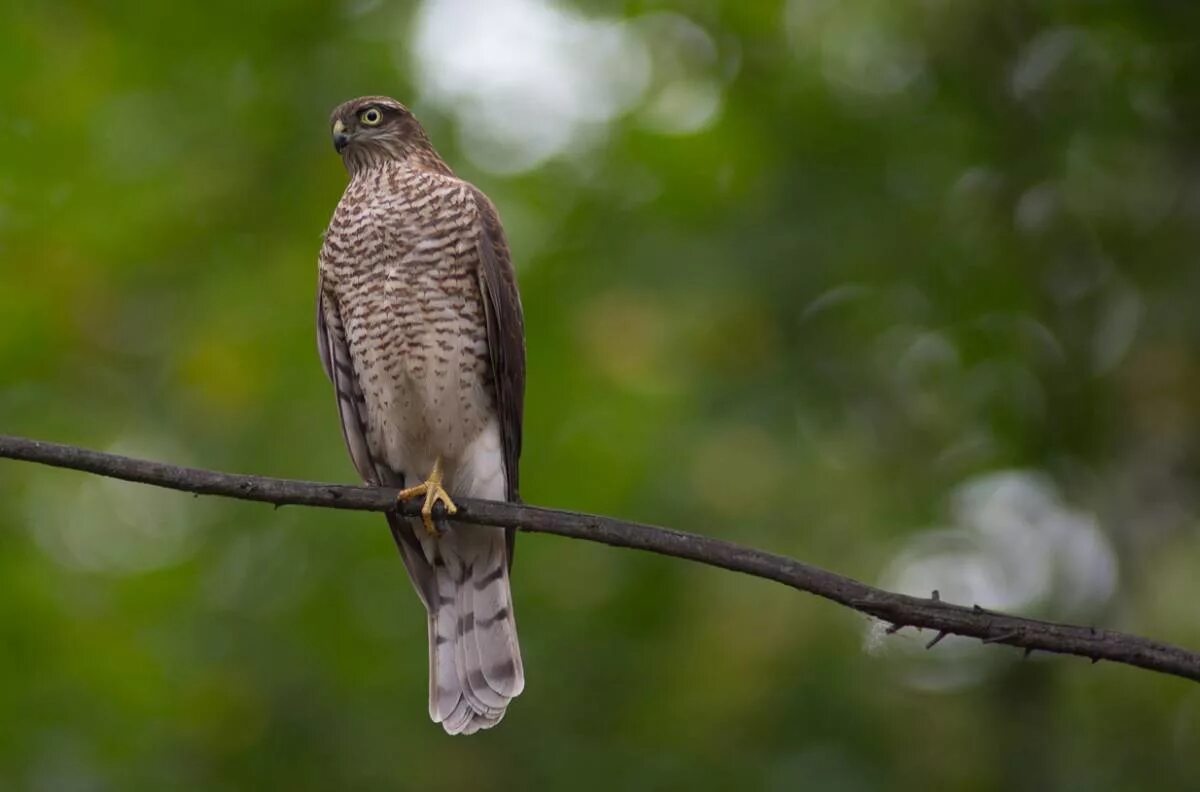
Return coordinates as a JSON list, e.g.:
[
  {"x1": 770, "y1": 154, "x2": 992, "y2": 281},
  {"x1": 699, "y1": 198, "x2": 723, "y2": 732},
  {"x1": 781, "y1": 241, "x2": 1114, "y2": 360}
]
[{"x1": 1, "y1": 433, "x2": 1196, "y2": 683}]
